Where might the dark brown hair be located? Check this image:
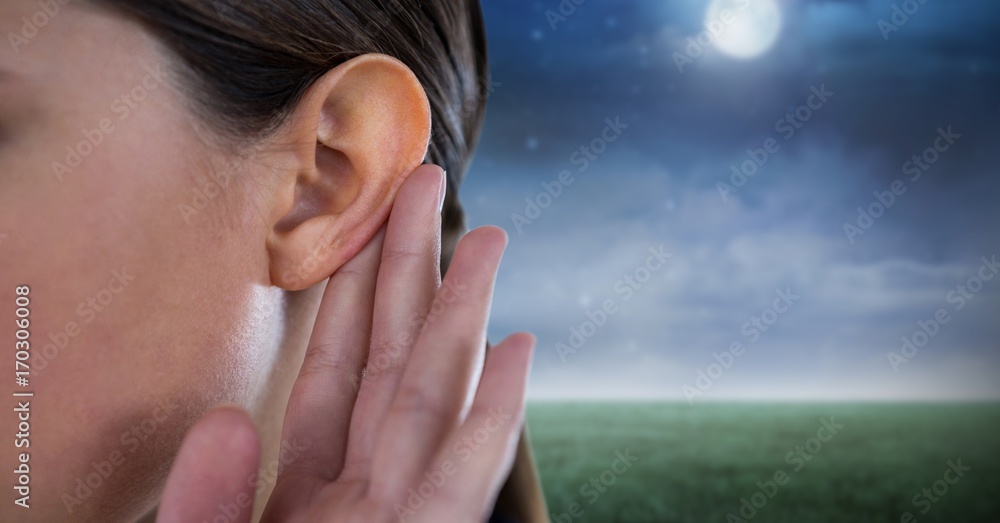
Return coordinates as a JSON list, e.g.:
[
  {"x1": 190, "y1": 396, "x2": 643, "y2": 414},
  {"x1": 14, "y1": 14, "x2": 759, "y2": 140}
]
[
  {"x1": 89, "y1": 0, "x2": 492, "y2": 268},
  {"x1": 86, "y1": 1, "x2": 546, "y2": 521}
]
